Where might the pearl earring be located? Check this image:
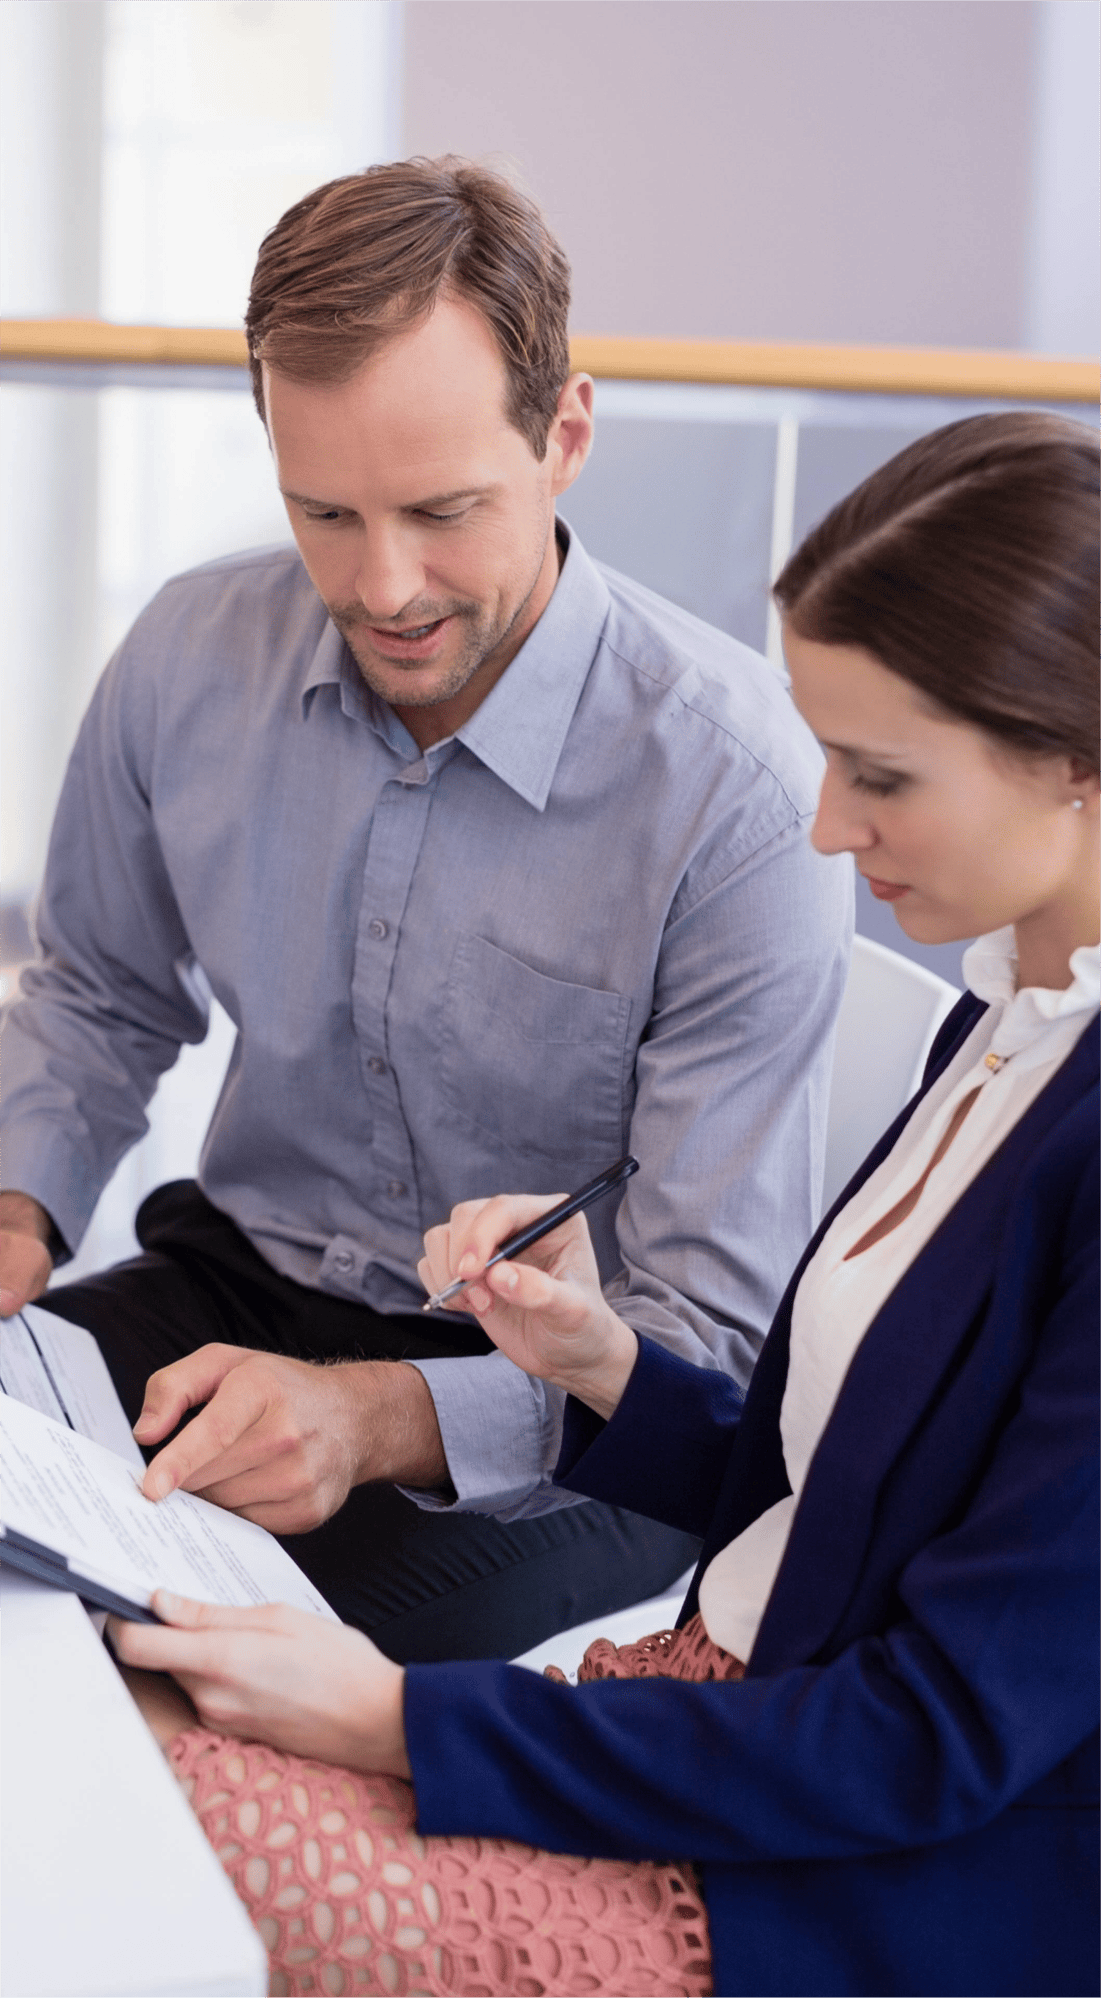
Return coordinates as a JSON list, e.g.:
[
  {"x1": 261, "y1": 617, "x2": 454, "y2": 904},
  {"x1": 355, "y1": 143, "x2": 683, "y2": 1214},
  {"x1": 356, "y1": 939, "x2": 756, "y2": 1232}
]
[{"x1": 1072, "y1": 798, "x2": 1084, "y2": 811}]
